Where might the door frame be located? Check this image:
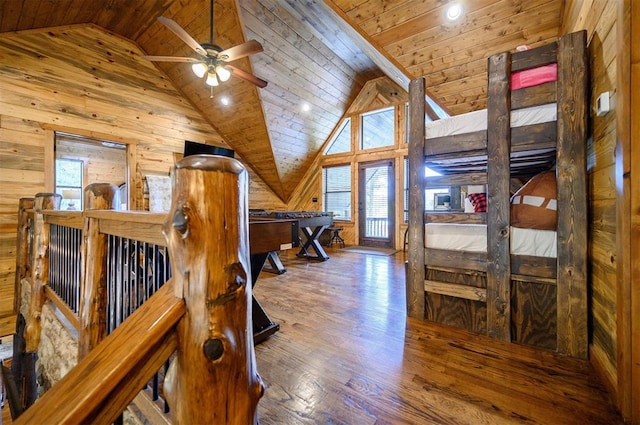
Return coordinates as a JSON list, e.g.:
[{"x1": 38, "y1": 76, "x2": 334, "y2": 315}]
[{"x1": 357, "y1": 159, "x2": 395, "y2": 248}]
